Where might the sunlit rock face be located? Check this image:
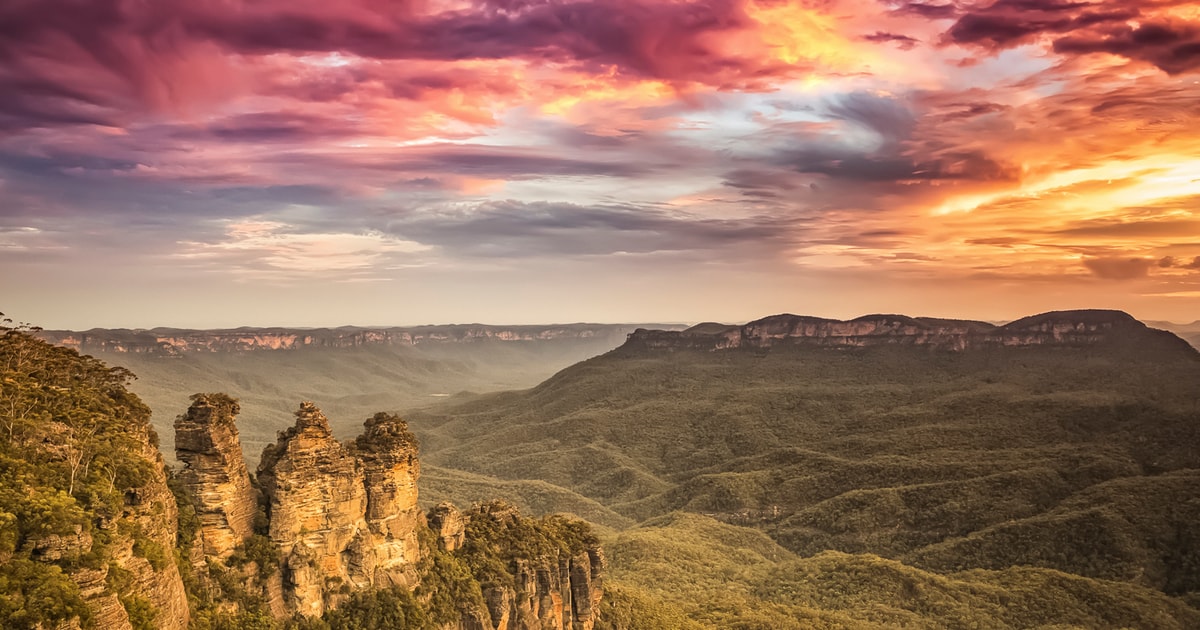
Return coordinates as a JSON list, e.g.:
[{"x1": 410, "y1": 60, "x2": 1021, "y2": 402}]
[
  {"x1": 257, "y1": 402, "x2": 367, "y2": 617},
  {"x1": 175, "y1": 399, "x2": 608, "y2": 626},
  {"x1": 256, "y1": 403, "x2": 425, "y2": 617},
  {"x1": 456, "y1": 503, "x2": 604, "y2": 630},
  {"x1": 356, "y1": 412, "x2": 424, "y2": 588},
  {"x1": 125, "y1": 436, "x2": 193, "y2": 630},
  {"x1": 429, "y1": 501, "x2": 466, "y2": 552},
  {"x1": 174, "y1": 394, "x2": 258, "y2": 559},
  {"x1": 67, "y1": 428, "x2": 192, "y2": 630}
]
